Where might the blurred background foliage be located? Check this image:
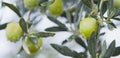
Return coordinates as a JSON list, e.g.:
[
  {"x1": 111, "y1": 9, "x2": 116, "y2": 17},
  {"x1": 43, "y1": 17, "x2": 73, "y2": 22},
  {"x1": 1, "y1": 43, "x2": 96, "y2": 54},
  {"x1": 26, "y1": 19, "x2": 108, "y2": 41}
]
[{"x1": 0, "y1": 0, "x2": 120, "y2": 58}]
